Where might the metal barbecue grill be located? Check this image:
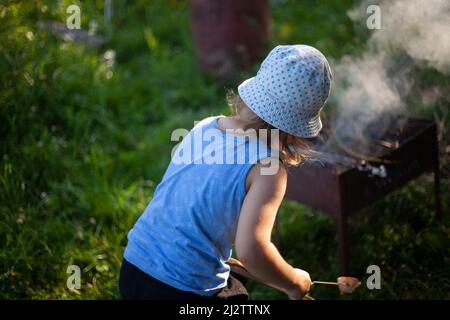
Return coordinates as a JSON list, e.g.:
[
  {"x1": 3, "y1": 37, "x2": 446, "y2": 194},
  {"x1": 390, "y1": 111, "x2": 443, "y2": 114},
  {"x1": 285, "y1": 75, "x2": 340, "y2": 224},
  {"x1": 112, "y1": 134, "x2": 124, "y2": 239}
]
[{"x1": 284, "y1": 115, "x2": 442, "y2": 274}]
